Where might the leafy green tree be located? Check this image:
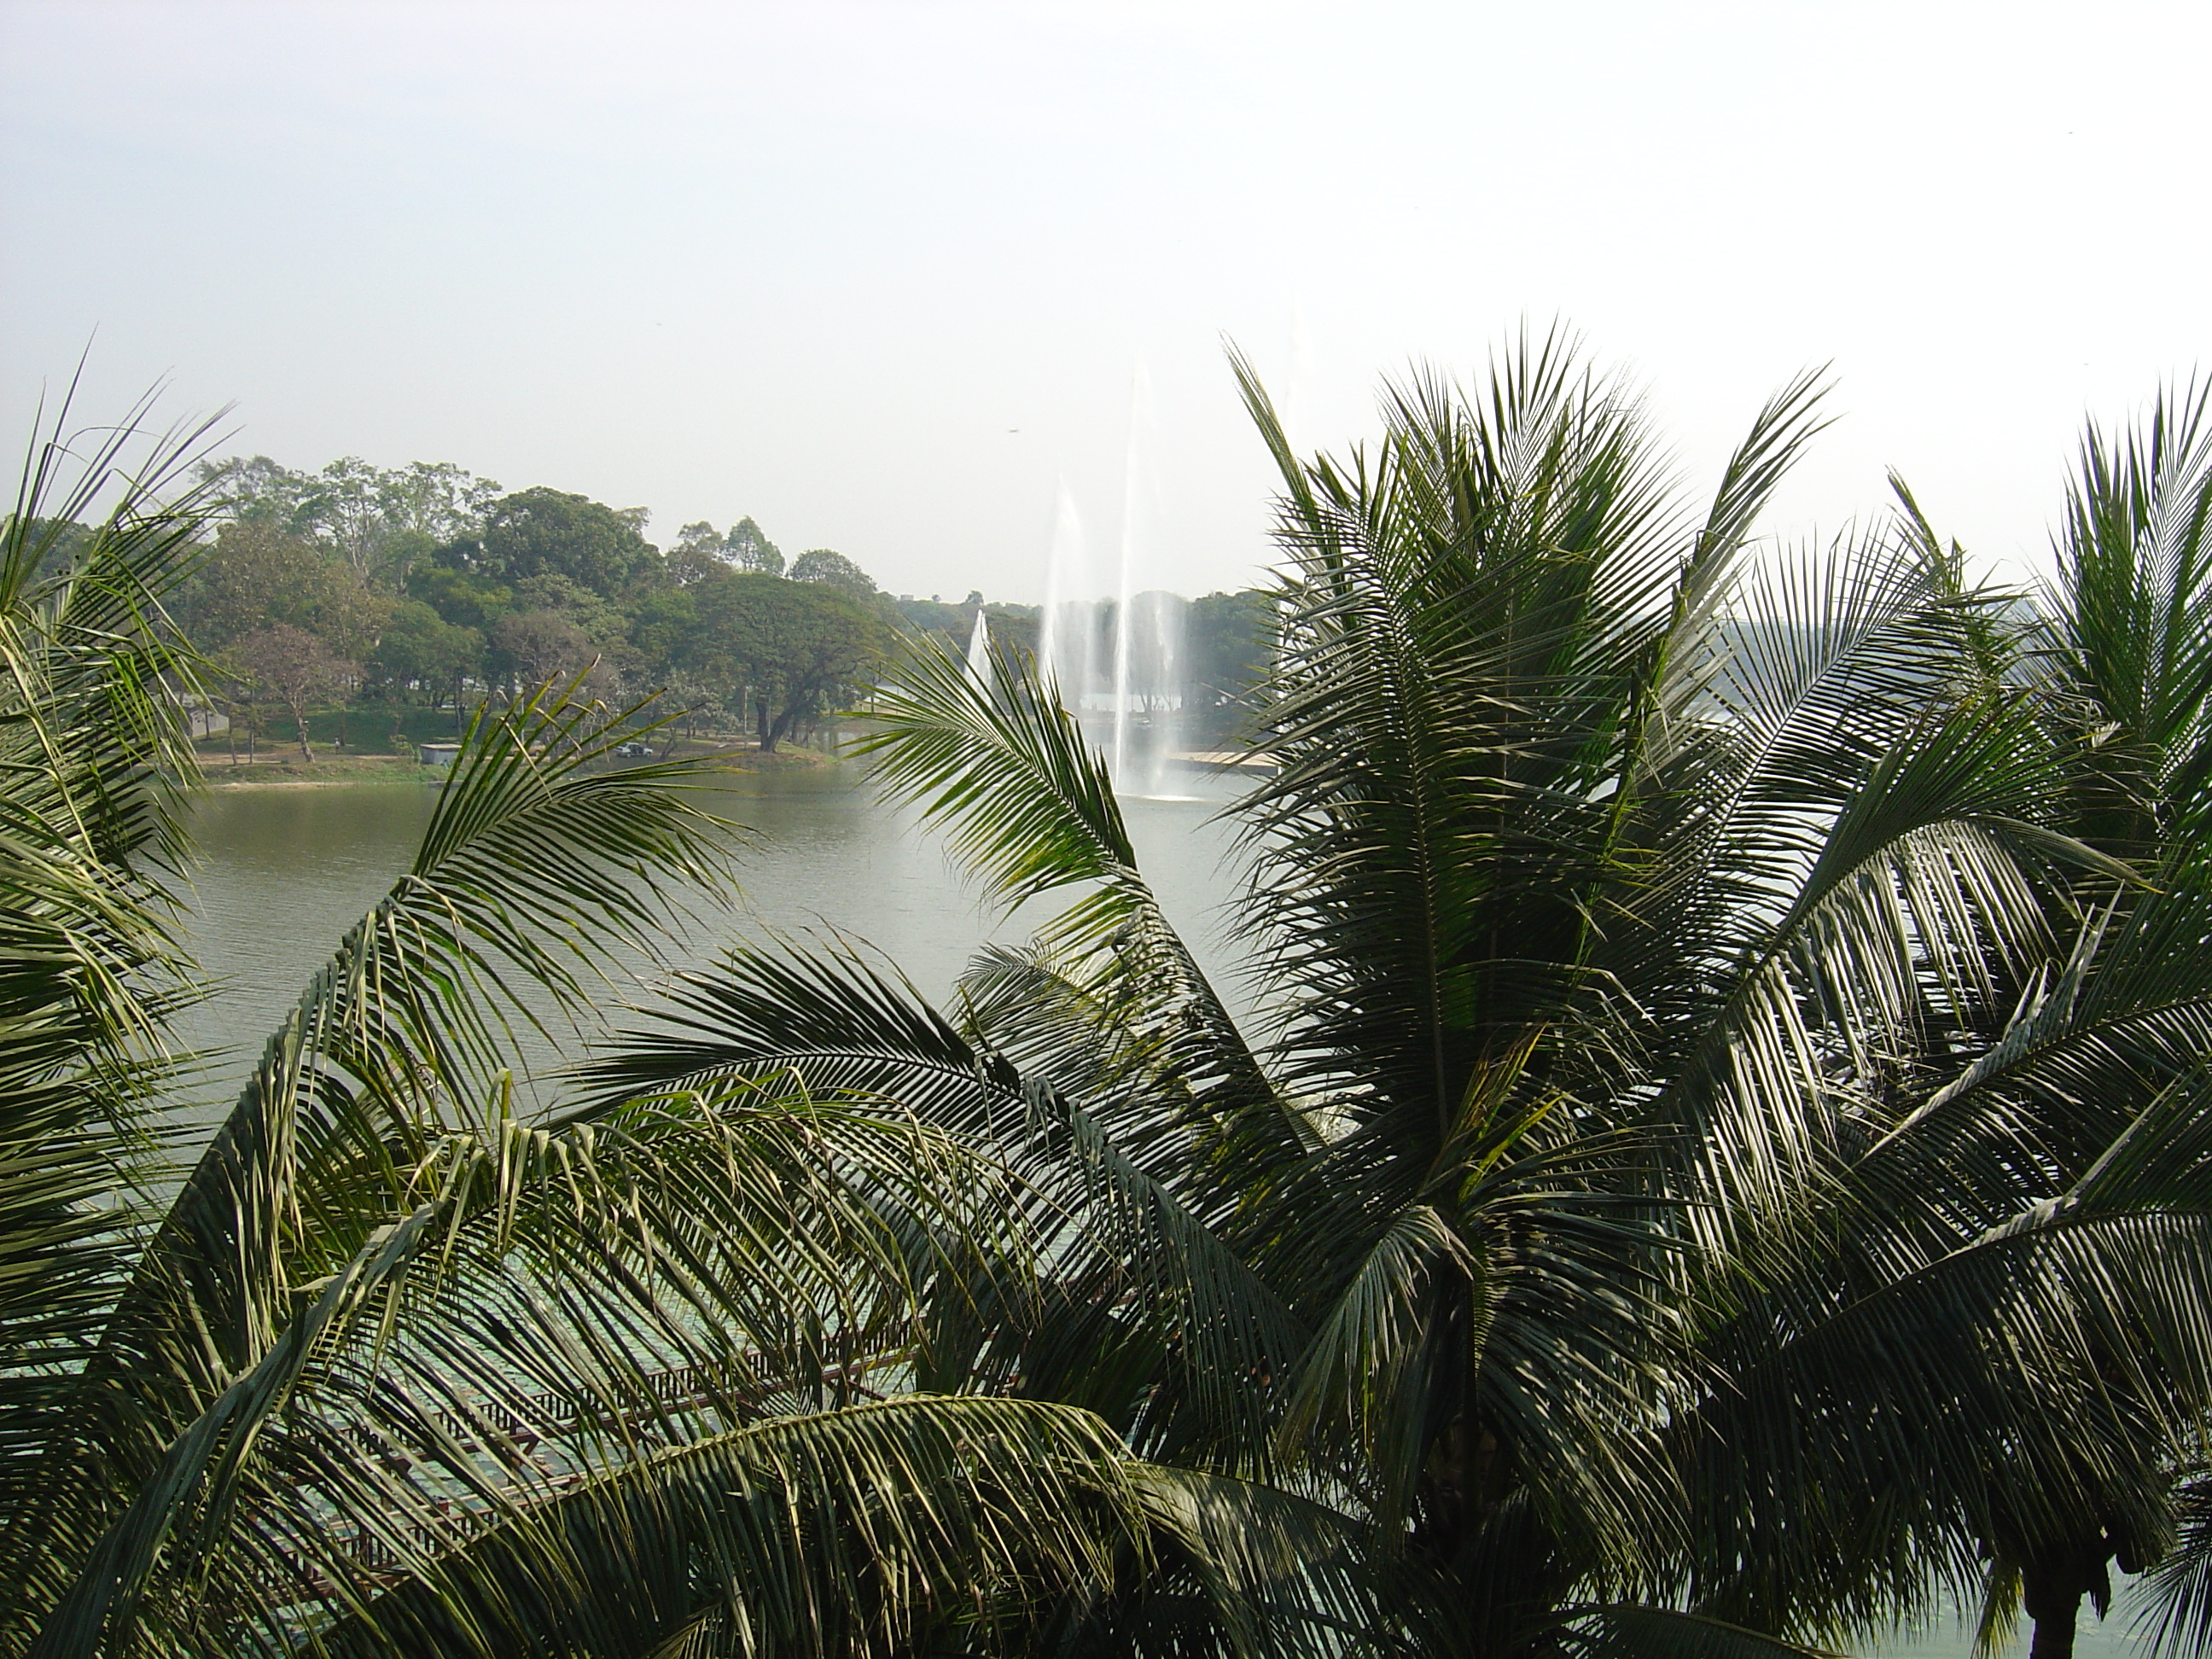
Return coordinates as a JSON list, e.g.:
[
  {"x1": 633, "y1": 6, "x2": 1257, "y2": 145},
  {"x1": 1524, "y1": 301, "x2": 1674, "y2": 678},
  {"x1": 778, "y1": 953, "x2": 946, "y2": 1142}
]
[
  {"x1": 183, "y1": 519, "x2": 352, "y2": 649},
  {"x1": 406, "y1": 550, "x2": 512, "y2": 632},
  {"x1": 293, "y1": 455, "x2": 394, "y2": 578},
  {"x1": 488, "y1": 608, "x2": 593, "y2": 690},
  {"x1": 184, "y1": 521, "x2": 391, "y2": 746},
  {"x1": 788, "y1": 545, "x2": 876, "y2": 600},
  {"x1": 202, "y1": 455, "x2": 500, "y2": 588},
  {"x1": 626, "y1": 584, "x2": 699, "y2": 684},
  {"x1": 371, "y1": 458, "x2": 503, "y2": 550},
  {"x1": 369, "y1": 598, "x2": 483, "y2": 707},
  {"x1": 887, "y1": 597, "x2": 1043, "y2": 668},
  {"x1": 1185, "y1": 588, "x2": 1272, "y2": 741},
  {"x1": 686, "y1": 571, "x2": 885, "y2": 750},
  {"x1": 199, "y1": 453, "x2": 318, "y2": 533},
  {"x1": 507, "y1": 571, "x2": 627, "y2": 647},
  {"x1": 667, "y1": 520, "x2": 731, "y2": 586},
  {"x1": 894, "y1": 594, "x2": 969, "y2": 638},
  {"x1": 232, "y1": 624, "x2": 352, "y2": 760},
  {"x1": 725, "y1": 514, "x2": 783, "y2": 576},
  {"x1": 480, "y1": 486, "x2": 662, "y2": 596}
]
